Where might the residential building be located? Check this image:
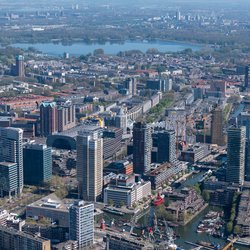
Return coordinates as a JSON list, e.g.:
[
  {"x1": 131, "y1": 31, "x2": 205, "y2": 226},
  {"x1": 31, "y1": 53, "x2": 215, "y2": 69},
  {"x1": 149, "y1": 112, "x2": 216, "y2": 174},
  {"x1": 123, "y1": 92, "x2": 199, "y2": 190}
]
[
  {"x1": 69, "y1": 201, "x2": 94, "y2": 249},
  {"x1": 77, "y1": 127, "x2": 103, "y2": 202},
  {"x1": 0, "y1": 225, "x2": 51, "y2": 250},
  {"x1": 23, "y1": 143, "x2": 52, "y2": 185},
  {"x1": 133, "y1": 122, "x2": 152, "y2": 174},
  {"x1": 106, "y1": 234, "x2": 154, "y2": 250},
  {"x1": 40, "y1": 101, "x2": 58, "y2": 136},
  {"x1": 227, "y1": 127, "x2": 246, "y2": 184},
  {"x1": 57, "y1": 100, "x2": 75, "y2": 132},
  {"x1": 0, "y1": 127, "x2": 23, "y2": 194}
]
